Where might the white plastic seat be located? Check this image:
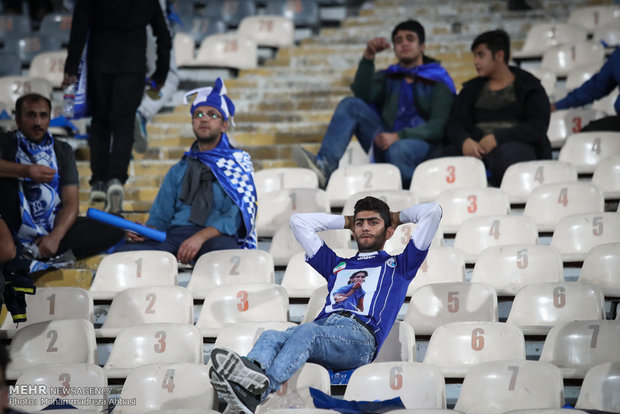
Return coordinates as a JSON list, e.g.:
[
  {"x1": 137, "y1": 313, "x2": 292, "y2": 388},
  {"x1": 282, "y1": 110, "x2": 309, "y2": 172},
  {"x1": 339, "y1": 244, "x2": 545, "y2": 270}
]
[
  {"x1": 406, "y1": 246, "x2": 466, "y2": 295},
  {"x1": 541, "y1": 41, "x2": 605, "y2": 77},
  {"x1": 192, "y1": 33, "x2": 257, "y2": 70},
  {"x1": 383, "y1": 222, "x2": 443, "y2": 256},
  {"x1": 514, "y1": 23, "x2": 588, "y2": 59},
  {"x1": 504, "y1": 410, "x2": 588, "y2": 414},
  {"x1": 547, "y1": 109, "x2": 605, "y2": 149},
  {"x1": 501, "y1": 160, "x2": 578, "y2": 204},
  {"x1": 213, "y1": 321, "x2": 297, "y2": 355},
  {"x1": 301, "y1": 285, "x2": 328, "y2": 324},
  {"x1": 7, "y1": 319, "x2": 97, "y2": 380},
  {"x1": 435, "y1": 187, "x2": 510, "y2": 233},
  {"x1": 566, "y1": 64, "x2": 603, "y2": 91},
  {"x1": 593, "y1": 22, "x2": 620, "y2": 48},
  {"x1": 104, "y1": 323, "x2": 203, "y2": 379},
  {"x1": 578, "y1": 242, "x2": 620, "y2": 297},
  {"x1": 593, "y1": 88, "x2": 619, "y2": 115},
  {"x1": 507, "y1": 282, "x2": 606, "y2": 335},
  {"x1": 327, "y1": 164, "x2": 402, "y2": 207},
  {"x1": 527, "y1": 67, "x2": 557, "y2": 98},
  {"x1": 188, "y1": 249, "x2": 274, "y2": 299},
  {"x1": 523, "y1": 182, "x2": 604, "y2": 232},
  {"x1": 12, "y1": 363, "x2": 107, "y2": 412},
  {"x1": 374, "y1": 321, "x2": 416, "y2": 363},
  {"x1": 89, "y1": 251, "x2": 178, "y2": 300},
  {"x1": 96, "y1": 286, "x2": 194, "y2": 338},
  {"x1": 338, "y1": 139, "x2": 370, "y2": 169},
  {"x1": 256, "y1": 188, "x2": 330, "y2": 237},
  {"x1": 28, "y1": 50, "x2": 67, "y2": 88},
  {"x1": 174, "y1": 32, "x2": 195, "y2": 66},
  {"x1": 454, "y1": 215, "x2": 538, "y2": 263},
  {"x1": 539, "y1": 320, "x2": 620, "y2": 379},
  {"x1": 592, "y1": 154, "x2": 620, "y2": 198},
  {"x1": 0, "y1": 76, "x2": 53, "y2": 106},
  {"x1": 575, "y1": 362, "x2": 620, "y2": 412},
  {"x1": 344, "y1": 362, "x2": 446, "y2": 409},
  {"x1": 568, "y1": 5, "x2": 620, "y2": 33},
  {"x1": 196, "y1": 283, "x2": 289, "y2": 337},
  {"x1": 558, "y1": 131, "x2": 620, "y2": 173},
  {"x1": 456, "y1": 360, "x2": 564, "y2": 414},
  {"x1": 254, "y1": 167, "x2": 318, "y2": 195},
  {"x1": 341, "y1": 190, "x2": 418, "y2": 216},
  {"x1": 471, "y1": 245, "x2": 563, "y2": 296},
  {"x1": 550, "y1": 212, "x2": 620, "y2": 261},
  {"x1": 405, "y1": 283, "x2": 498, "y2": 336},
  {"x1": 388, "y1": 411, "x2": 464, "y2": 414},
  {"x1": 410, "y1": 157, "x2": 487, "y2": 202},
  {"x1": 238, "y1": 15, "x2": 294, "y2": 48},
  {"x1": 423, "y1": 321, "x2": 525, "y2": 378}
]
